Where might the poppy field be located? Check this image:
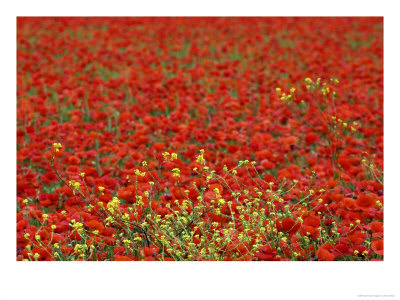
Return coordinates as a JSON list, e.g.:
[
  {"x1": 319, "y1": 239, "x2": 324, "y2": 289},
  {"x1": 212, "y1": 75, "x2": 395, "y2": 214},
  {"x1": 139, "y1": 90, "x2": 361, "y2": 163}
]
[{"x1": 16, "y1": 17, "x2": 383, "y2": 261}]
